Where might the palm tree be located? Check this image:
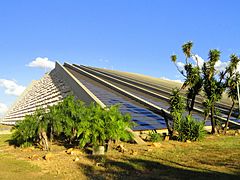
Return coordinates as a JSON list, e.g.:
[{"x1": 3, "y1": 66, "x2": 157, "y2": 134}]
[
  {"x1": 223, "y1": 54, "x2": 240, "y2": 134},
  {"x1": 171, "y1": 41, "x2": 203, "y2": 115},
  {"x1": 34, "y1": 108, "x2": 49, "y2": 150},
  {"x1": 171, "y1": 55, "x2": 185, "y2": 77},
  {"x1": 202, "y1": 99, "x2": 211, "y2": 121},
  {"x1": 182, "y1": 41, "x2": 193, "y2": 63},
  {"x1": 183, "y1": 65, "x2": 203, "y2": 114},
  {"x1": 224, "y1": 75, "x2": 239, "y2": 133},
  {"x1": 202, "y1": 49, "x2": 226, "y2": 134}
]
